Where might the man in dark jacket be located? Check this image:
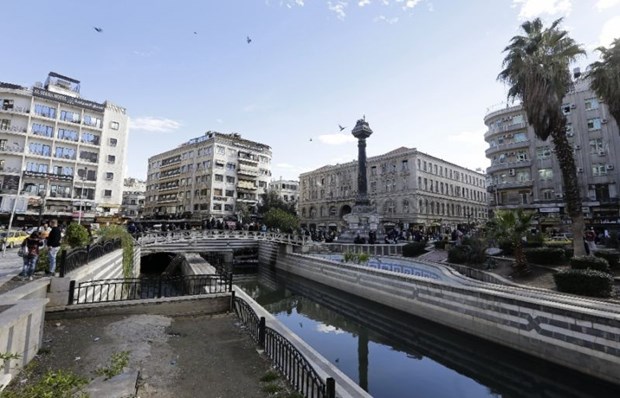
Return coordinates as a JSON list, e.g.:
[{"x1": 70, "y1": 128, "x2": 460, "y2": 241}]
[
  {"x1": 20, "y1": 231, "x2": 43, "y2": 280},
  {"x1": 46, "y1": 219, "x2": 62, "y2": 276}
]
